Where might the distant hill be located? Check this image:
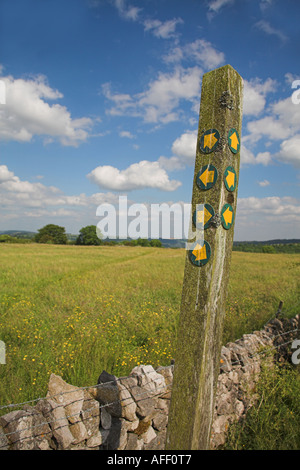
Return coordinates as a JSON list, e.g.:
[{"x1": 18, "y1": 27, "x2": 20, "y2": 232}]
[
  {"x1": 0, "y1": 230, "x2": 78, "y2": 241},
  {"x1": 1, "y1": 231, "x2": 299, "y2": 250},
  {"x1": 234, "y1": 239, "x2": 300, "y2": 245},
  {"x1": 0, "y1": 230, "x2": 37, "y2": 239}
]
